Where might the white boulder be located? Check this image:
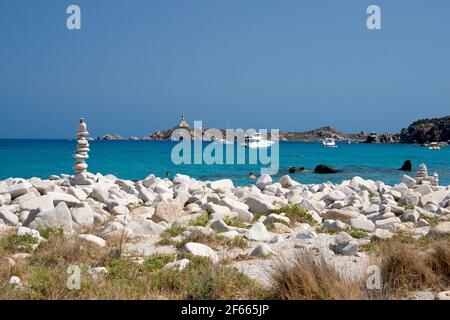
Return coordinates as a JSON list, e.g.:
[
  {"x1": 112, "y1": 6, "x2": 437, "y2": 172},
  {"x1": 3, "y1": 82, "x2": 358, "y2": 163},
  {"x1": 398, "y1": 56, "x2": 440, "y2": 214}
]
[
  {"x1": 256, "y1": 174, "x2": 272, "y2": 190},
  {"x1": 183, "y1": 242, "x2": 219, "y2": 263},
  {"x1": 244, "y1": 222, "x2": 271, "y2": 241},
  {"x1": 24, "y1": 202, "x2": 73, "y2": 232}
]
